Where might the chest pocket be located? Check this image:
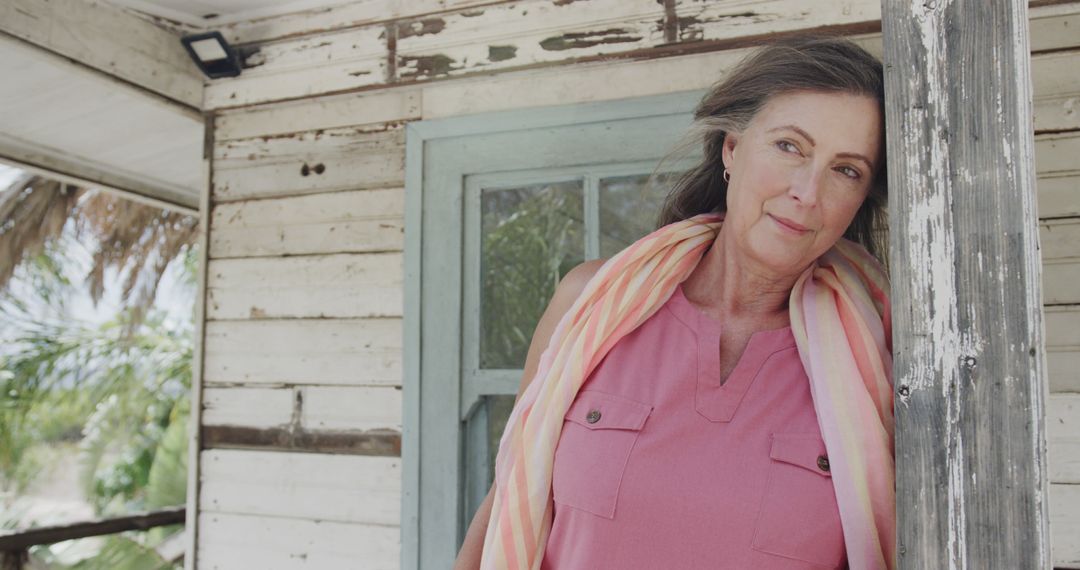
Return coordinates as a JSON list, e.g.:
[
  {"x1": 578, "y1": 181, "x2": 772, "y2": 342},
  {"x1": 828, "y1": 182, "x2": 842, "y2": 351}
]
[
  {"x1": 551, "y1": 390, "x2": 652, "y2": 519},
  {"x1": 752, "y1": 433, "x2": 847, "y2": 569}
]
